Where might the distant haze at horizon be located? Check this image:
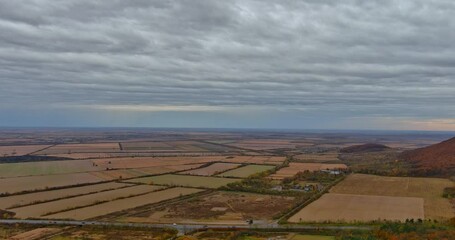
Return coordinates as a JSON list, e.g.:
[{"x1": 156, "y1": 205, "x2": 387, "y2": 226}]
[{"x1": 0, "y1": 1, "x2": 454, "y2": 131}]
